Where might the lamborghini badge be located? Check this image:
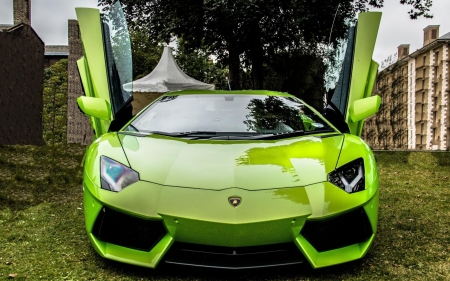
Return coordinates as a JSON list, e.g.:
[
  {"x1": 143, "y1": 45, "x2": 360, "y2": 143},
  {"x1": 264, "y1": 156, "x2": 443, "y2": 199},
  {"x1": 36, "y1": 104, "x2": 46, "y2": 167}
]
[{"x1": 228, "y1": 197, "x2": 242, "y2": 207}]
